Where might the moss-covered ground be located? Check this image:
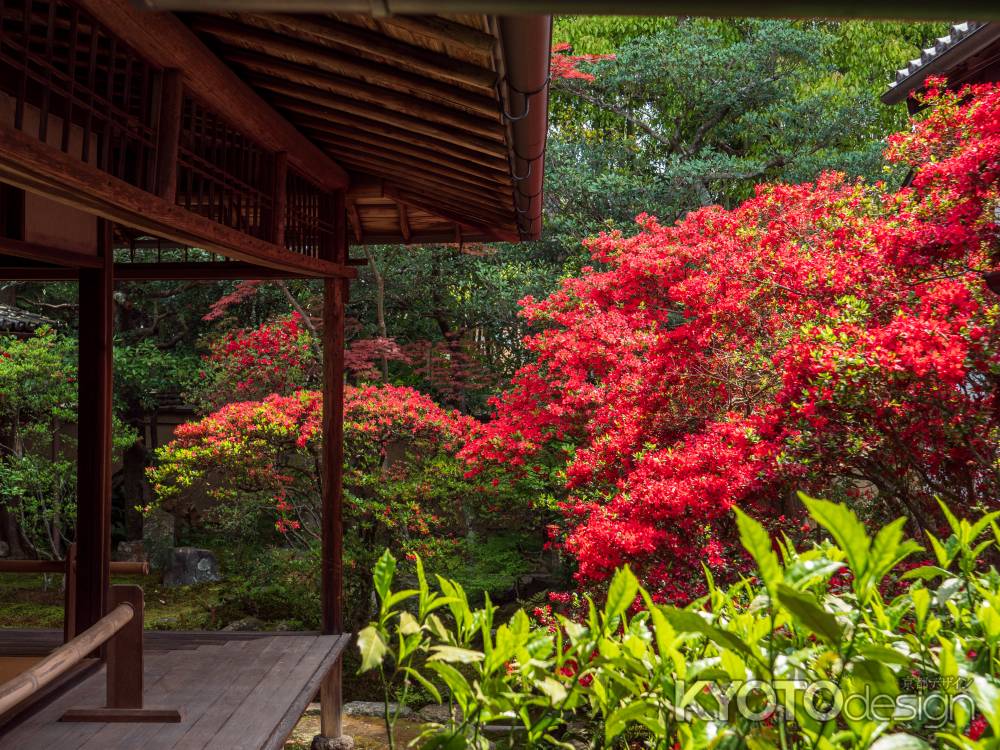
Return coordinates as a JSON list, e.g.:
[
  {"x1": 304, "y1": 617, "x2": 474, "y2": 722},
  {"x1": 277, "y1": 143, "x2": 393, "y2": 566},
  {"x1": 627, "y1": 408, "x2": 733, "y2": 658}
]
[{"x1": 0, "y1": 572, "x2": 226, "y2": 630}]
